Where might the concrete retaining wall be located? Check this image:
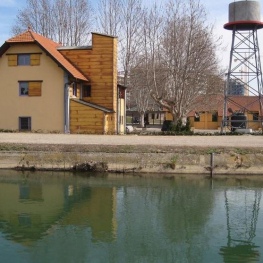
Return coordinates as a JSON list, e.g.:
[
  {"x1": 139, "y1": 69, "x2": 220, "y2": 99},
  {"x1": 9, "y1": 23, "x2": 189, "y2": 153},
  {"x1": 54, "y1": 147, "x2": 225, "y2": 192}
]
[{"x1": 0, "y1": 148, "x2": 263, "y2": 175}]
